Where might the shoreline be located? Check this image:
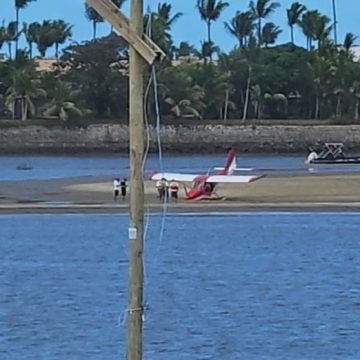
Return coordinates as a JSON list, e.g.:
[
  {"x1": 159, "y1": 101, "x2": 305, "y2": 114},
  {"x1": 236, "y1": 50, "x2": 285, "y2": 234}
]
[{"x1": 1, "y1": 202, "x2": 360, "y2": 215}]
